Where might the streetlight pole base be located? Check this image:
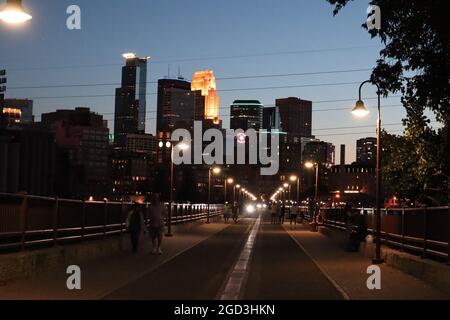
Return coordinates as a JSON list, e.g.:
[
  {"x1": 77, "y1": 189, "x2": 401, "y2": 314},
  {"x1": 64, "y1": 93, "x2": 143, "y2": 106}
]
[{"x1": 372, "y1": 258, "x2": 384, "y2": 265}]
